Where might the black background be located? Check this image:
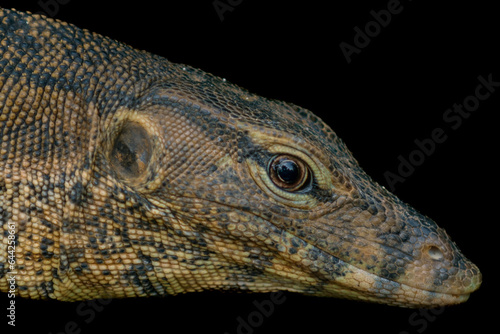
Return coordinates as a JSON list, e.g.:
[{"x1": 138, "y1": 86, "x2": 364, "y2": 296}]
[{"x1": 1, "y1": 0, "x2": 498, "y2": 333}]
